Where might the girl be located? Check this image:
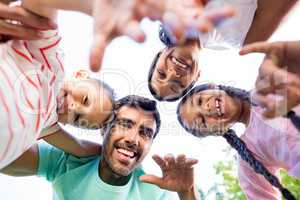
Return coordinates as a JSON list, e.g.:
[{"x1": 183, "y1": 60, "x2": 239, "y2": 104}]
[{"x1": 177, "y1": 83, "x2": 300, "y2": 200}]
